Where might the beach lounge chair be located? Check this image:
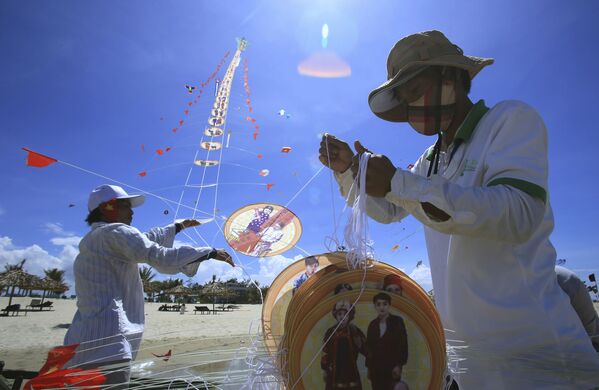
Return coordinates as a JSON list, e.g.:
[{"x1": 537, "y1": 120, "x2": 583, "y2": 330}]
[
  {"x1": 1, "y1": 304, "x2": 26, "y2": 317},
  {"x1": 39, "y1": 301, "x2": 54, "y2": 310},
  {"x1": 26, "y1": 299, "x2": 42, "y2": 310},
  {"x1": 194, "y1": 306, "x2": 213, "y2": 314}
]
